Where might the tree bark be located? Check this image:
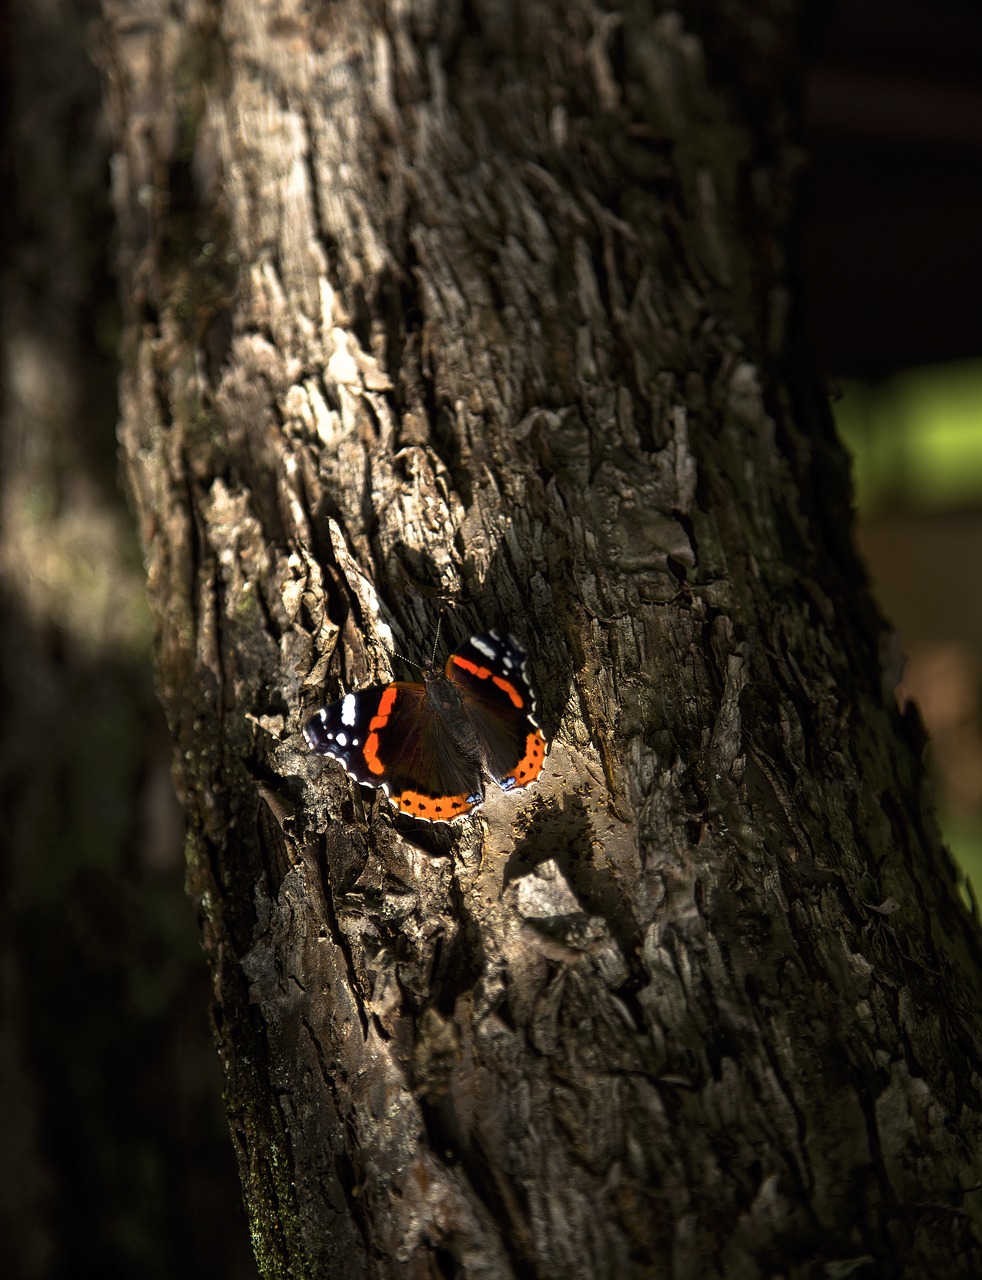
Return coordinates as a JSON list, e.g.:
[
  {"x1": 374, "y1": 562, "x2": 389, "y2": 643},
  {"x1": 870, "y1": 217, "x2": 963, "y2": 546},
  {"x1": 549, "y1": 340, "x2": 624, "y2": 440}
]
[{"x1": 102, "y1": 1, "x2": 982, "y2": 1277}]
